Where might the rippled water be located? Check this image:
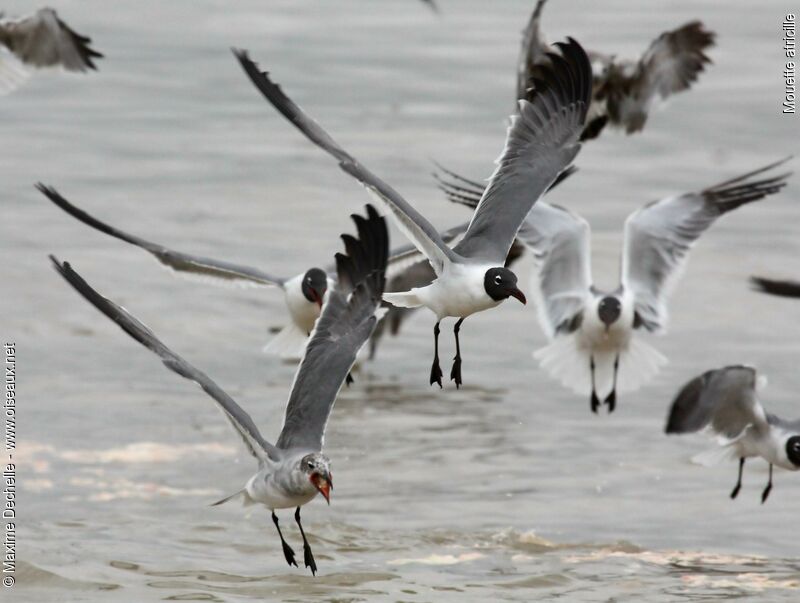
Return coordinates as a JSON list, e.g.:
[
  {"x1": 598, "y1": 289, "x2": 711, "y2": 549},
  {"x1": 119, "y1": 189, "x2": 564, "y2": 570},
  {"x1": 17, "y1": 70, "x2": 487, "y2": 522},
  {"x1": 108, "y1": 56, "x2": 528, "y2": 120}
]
[{"x1": 3, "y1": 0, "x2": 799, "y2": 600}]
